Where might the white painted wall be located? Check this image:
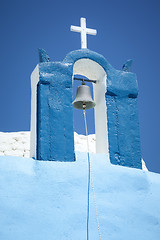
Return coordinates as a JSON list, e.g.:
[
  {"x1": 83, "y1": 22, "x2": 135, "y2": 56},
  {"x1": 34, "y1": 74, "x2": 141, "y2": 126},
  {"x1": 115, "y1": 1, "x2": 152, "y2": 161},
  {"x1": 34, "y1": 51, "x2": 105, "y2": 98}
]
[
  {"x1": 30, "y1": 65, "x2": 39, "y2": 159},
  {"x1": 0, "y1": 131, "x2": 149, "y2": 171},
  {"x1": 73, "y1": 59, "x2": 108, "y2": 154}
]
